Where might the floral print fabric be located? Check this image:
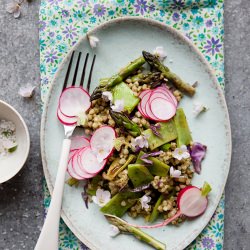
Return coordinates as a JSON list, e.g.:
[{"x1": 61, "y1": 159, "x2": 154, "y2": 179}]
[{"x1": 40, "y1": 0, "x2": 225, "y2": 249}]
